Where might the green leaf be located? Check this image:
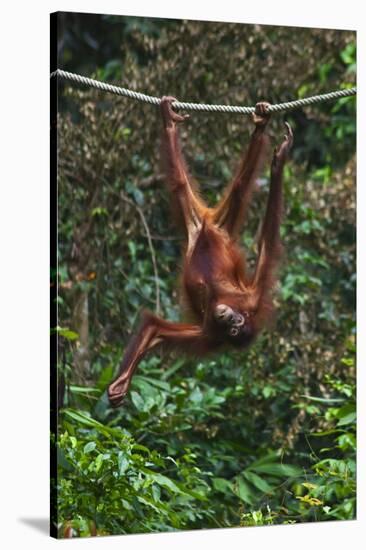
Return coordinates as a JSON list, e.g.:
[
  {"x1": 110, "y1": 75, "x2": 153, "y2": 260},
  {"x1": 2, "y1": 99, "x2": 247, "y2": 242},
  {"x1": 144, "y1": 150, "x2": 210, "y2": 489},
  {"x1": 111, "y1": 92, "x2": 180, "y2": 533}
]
[
  {"x1": 341, "y1": 358, "x2": 354, "y2": 367},
  {"x1": 83, "y1": 441, "x2": 96, "y2": 454},
  {"x1": 133, "y1": 375, "x2": 170, "y2": 392},
  {"x1": 96, "y1": 365, "x2": 114, "y2": 391},
  {"x1": 337, "y1": 411, "x2": 356, "y2": 426},
  {"x1": 132, "y1": 188, "x2": 144, "y2": 206},
  {"x1": 152, "y1": 484, "x2": 161, "y2": 502},
  {"x1": 121, "y1": 499, "x2": 133, "y2": 511},
  {"x1": 64, "y1": 409, "x2": 102, "y2": 428},
  {"x1": 243, "y1": 471, "x2": 273, "y2": 493},
  {"x1": 252, "y1": 463, "x2": 302, "y2": 478},
  {"x1": 249, "y1": 452, "x2": 279, "y2": 468},
  {"x1": 235, "y1": 477, "x2": 254, "y2": 504},
  {"x1": 118, "y1": 452, "x2": 129, "y2": 475},
  {"x1": 212, "y1": 477, "x2": 233, "y2": 494},
  {"x1": 189, "y1": 386, "x2": 203, "y2": 405},
  {"x1": 161, "y1": 359, "x2": 186, "y2": 380},
  {"x1": 62, "y1": 408, "x2": 113, "y2": 437},
  {"x1": 70, "y1": 385, "x2": 101, "y2": 395},
  {"x1": 336, "y1": 403, "x2": 356, "y2": 426},
  {"x1": 95, "y1": 453, "x2": 108, "y2": 472},
  {"x1": 137, "y1": 495, "x2": 166, "y2": 514},
  {"x1": 61, "y1": 329, "x2": 79, "y2": 341},
  {"x1": 91, "y1": 207, "x2": 108, "y2": 217},
  {"x1": 130, "y1": 391, "x2": 145, "y2": 411},
  {"x1": 300, "y1": 394, "x2": 344, "y2": 404},
  {"x1": 141, "y1": 468, "x2": 206, "y2": 501},
  {"x1": 57, "y1": 447, "x2": 73, "y2": 472},
  {"x1": 53, "y1": 326, "x2": 79, "y2": 341},
  {"x1": 340, "y1": 43, "x2": 356, "y2": 65},
  {"x1": 148, "y1": 472, "x2": 185, "y2": 495},
  {"x1": 128, "y1": 241, "x2": 137, "y2": 260},
  {"x1": 132, "y1": 443, "x2": 150, "y2": 453},
  {"x1": 262, "y1": 385, "x2": 275, "y2": 399},
  {"x1": 297, "y1": 84, "x2": 309, "y2": 99}
]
